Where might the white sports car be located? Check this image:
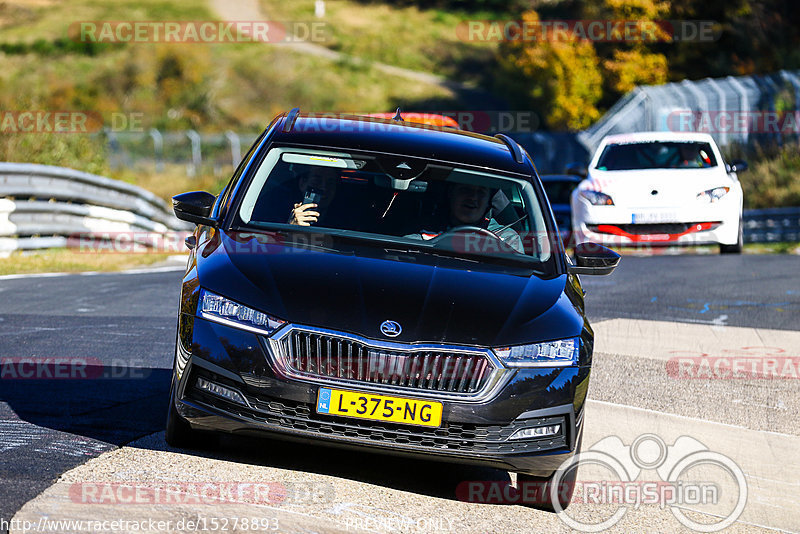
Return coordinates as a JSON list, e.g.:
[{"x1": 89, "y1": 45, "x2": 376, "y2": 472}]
[{"x1": 571, "y1": 132, "x2": 746, "y2": 254}]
